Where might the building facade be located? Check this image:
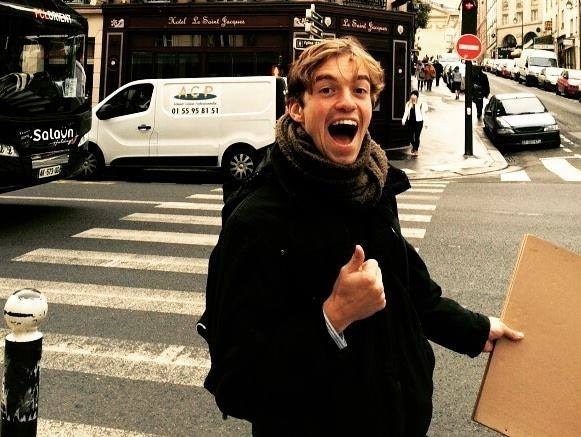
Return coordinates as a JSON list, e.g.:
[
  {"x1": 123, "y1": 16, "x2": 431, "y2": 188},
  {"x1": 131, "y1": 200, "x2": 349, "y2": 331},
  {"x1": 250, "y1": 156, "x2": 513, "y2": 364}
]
[
  {"x1": 67, "y1": 0, "x2": 416, "y2": 148},
  {"x1": 415, "y1": 2, "x2": 460, "y2": 59}
]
